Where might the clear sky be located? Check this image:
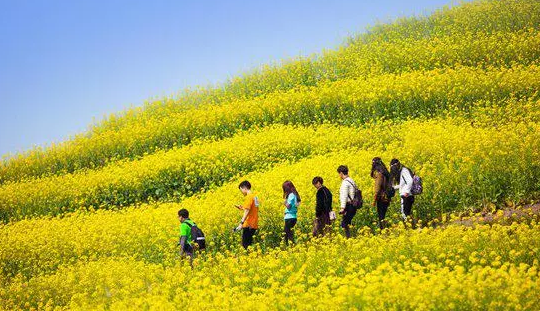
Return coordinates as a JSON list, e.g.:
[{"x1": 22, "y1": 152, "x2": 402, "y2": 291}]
[{"x1": 0, "y1": 0, "x2": 457, "y2": 157}]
